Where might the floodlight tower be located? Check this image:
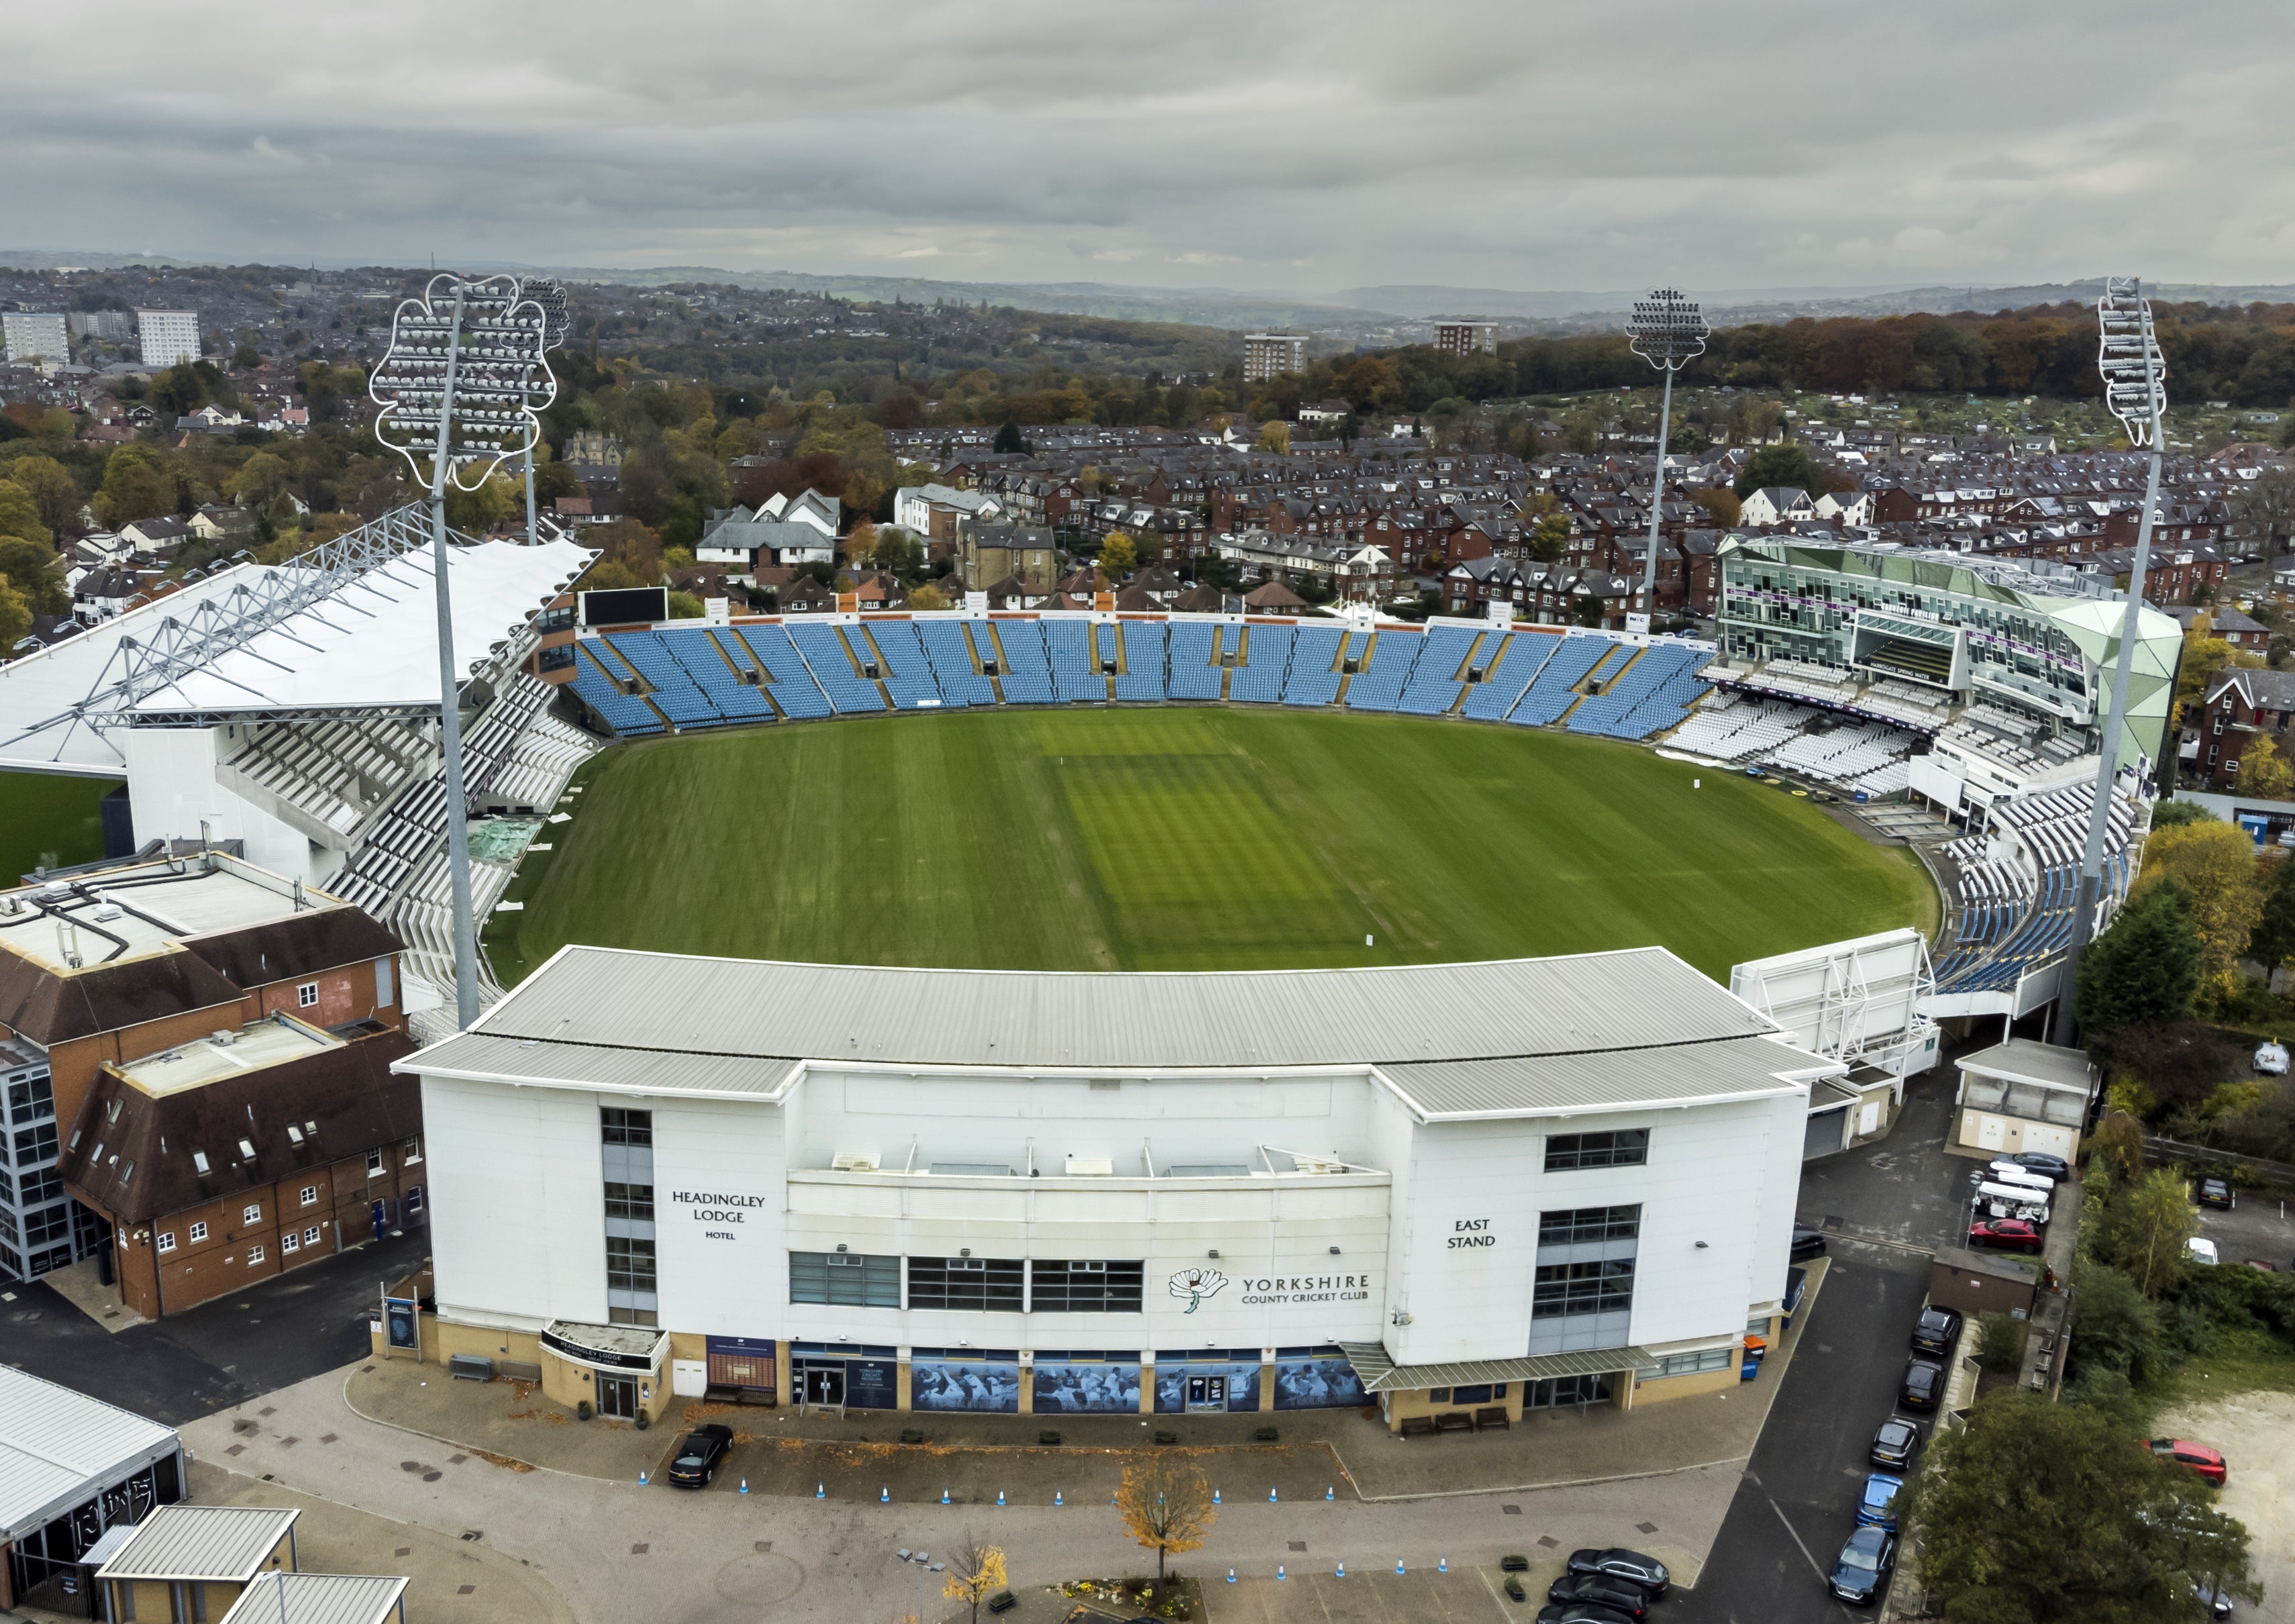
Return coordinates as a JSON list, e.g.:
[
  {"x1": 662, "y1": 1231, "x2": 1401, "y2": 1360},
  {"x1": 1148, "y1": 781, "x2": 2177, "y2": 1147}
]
[
  {"x1": 1627, "y1": 289, "x2": 1708, "y2": 626},
  {"x1": 520, "y1": 278, "x2": 572, "y2": 543},
  {"x1": 370, "y1": 274, "x2": 556, "y2": 1028},
  {"x1": 2064, "y1": 277, "x2": 2169, "y2": 1016}
]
